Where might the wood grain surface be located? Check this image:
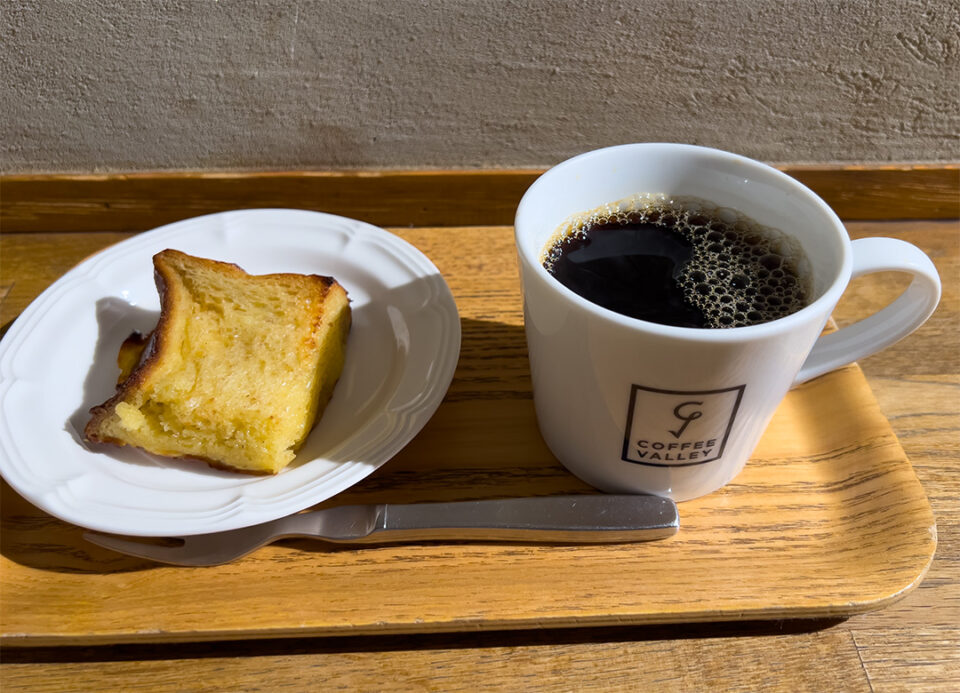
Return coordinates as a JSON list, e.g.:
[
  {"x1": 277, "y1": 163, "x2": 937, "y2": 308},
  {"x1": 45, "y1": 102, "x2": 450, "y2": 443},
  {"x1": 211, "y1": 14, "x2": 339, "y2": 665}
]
[
  {"x1": 2, "y1": 165, "x2": 958, "y2": 233},
  {"x1": 0, "y1": 208, "x2": 957, "y2": 690},
  {"x1": 0, "y1": 355, "x2": 937, "y2": 642}
]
